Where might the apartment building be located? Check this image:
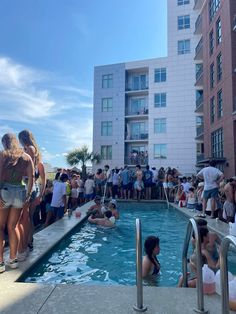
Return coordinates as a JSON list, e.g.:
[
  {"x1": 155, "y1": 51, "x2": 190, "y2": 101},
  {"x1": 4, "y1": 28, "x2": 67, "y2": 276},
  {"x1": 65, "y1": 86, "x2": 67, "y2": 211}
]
[
  {"x1": 93, "y1": 0, "x2": 199, "y2": 175},
  {"x1": 194, "y1": 0, "x2": 236, "y2": 178}
]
